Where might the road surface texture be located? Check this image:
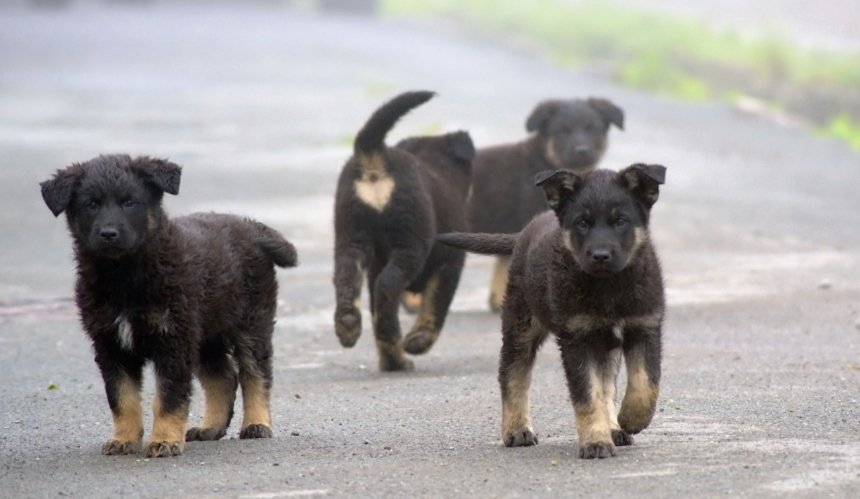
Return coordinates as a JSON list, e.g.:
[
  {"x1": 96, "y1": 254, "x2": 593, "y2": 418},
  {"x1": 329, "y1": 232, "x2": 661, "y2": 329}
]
[{"x1": 1, "y1": 3, "x2": 858, "y2": 498}]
